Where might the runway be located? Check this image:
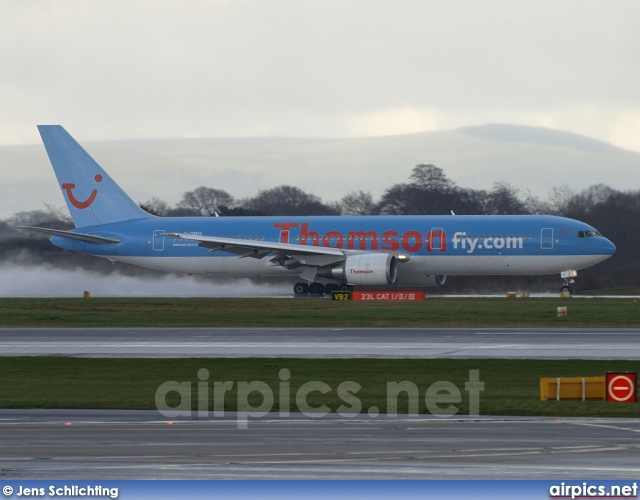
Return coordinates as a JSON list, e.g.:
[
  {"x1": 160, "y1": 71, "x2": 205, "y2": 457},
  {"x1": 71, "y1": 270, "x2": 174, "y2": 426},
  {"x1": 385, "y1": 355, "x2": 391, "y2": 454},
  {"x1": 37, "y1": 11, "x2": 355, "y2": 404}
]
[
  {"x1": 1, "y1": 327, "x2": 640, "y2": 358},
  {"x1": 1, "y1": 410, "x2": 639, "y2": 479}
]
